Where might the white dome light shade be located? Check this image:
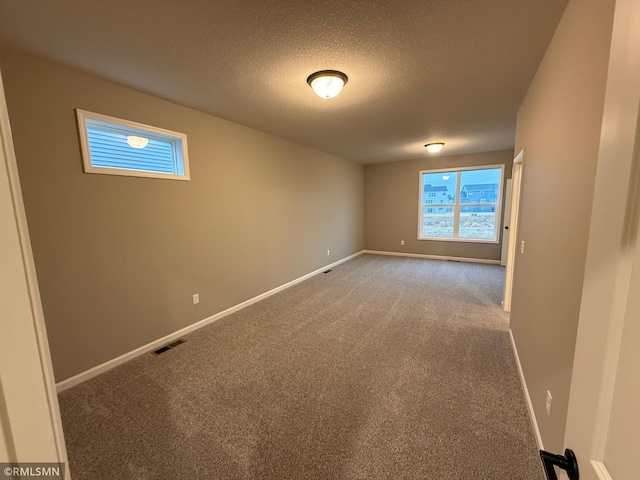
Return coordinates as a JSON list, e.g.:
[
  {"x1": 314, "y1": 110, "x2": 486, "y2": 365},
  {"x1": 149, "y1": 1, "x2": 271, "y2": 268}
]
[
  {"x1": 127, "y1": 135, "x2": 149, "y2": 149},
  {"x1": 425, "y1": 142, "x2": 445, "y2": 153},
  {"x1": 307, "y1": 70, "x2": 348, "y2": 98}
]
